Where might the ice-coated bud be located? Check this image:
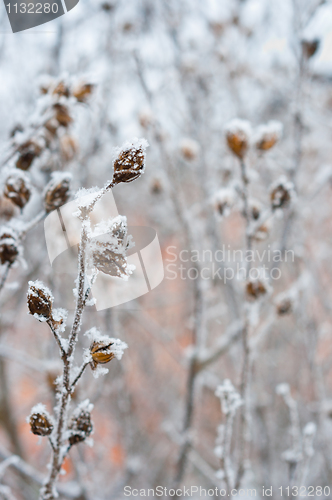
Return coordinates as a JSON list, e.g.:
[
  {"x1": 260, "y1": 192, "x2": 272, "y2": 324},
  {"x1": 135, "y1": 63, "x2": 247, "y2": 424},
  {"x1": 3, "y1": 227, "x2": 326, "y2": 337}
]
[
  {"x1": 225, "y1": 119, "x2": 252, "y2": 159},
  {"x1": 16, "y1": 139, "x2": 43, "y2": 171},
  {"x1": 29, "y1": 406, "x2": 54, "y2": 436},
  {"x1": 27, "y1": 280, "x2": 53, "y2": 320},
  {"x1": 44, "y1": 172, "x2": 71, "y2": 212},
  {"x1": 302, "y1": 39, "x2": 320, "y2": 59},
  {"x1": 113, "y1": 138, "x2": 148, "y2": 184},
  {"x1": 276, "y1": 297, "x2": 292, "y2": 316},
  {"x1": 72, "y1": 83, "x2": 94, "y2": 103},
  {"x1": 53, "y1": 103, "x2": 73, "y2": 127},
  {"x1": 90, "y1": 341, "x2": 116, "y2": 369},
  {"x1": 68, "y1": 401, "x2": 93, "y2": 446},
  {"x1": 0, "y1": 228, "x2": 19, "y2": 265},
  {"x1": 270, "y1": 177, "x2": 294, "y2": 210},
  {"x1": 246, "y1": 279, "x2": 268, "y2": 300},
  {"x1": 255, "y1": 121, "x2": 283, "y2": 151},
  {"x1": 4, "y1": 171, "x2": 31, "y2": 209}
]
